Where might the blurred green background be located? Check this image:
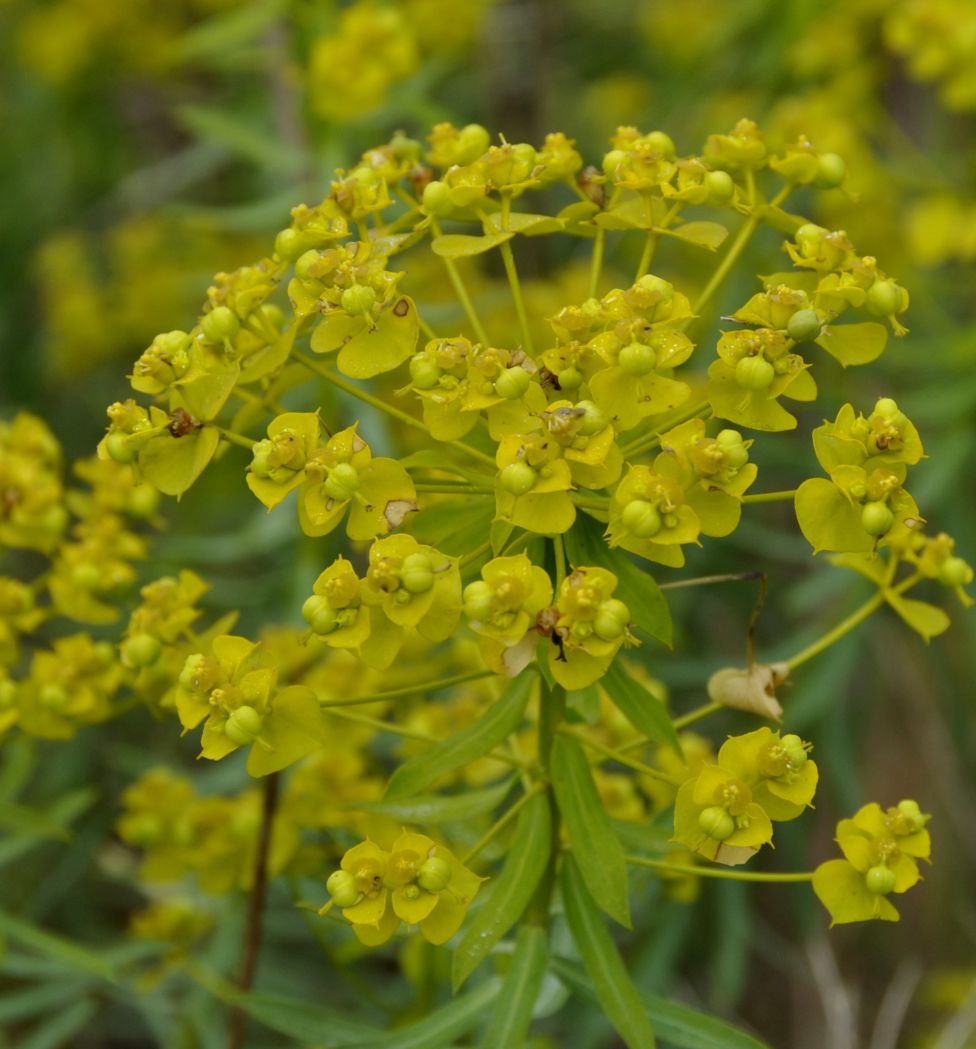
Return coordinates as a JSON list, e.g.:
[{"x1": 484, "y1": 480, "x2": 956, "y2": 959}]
[{"x1": 1, "y1": 1, "x2": 975, "y2": 1046}]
